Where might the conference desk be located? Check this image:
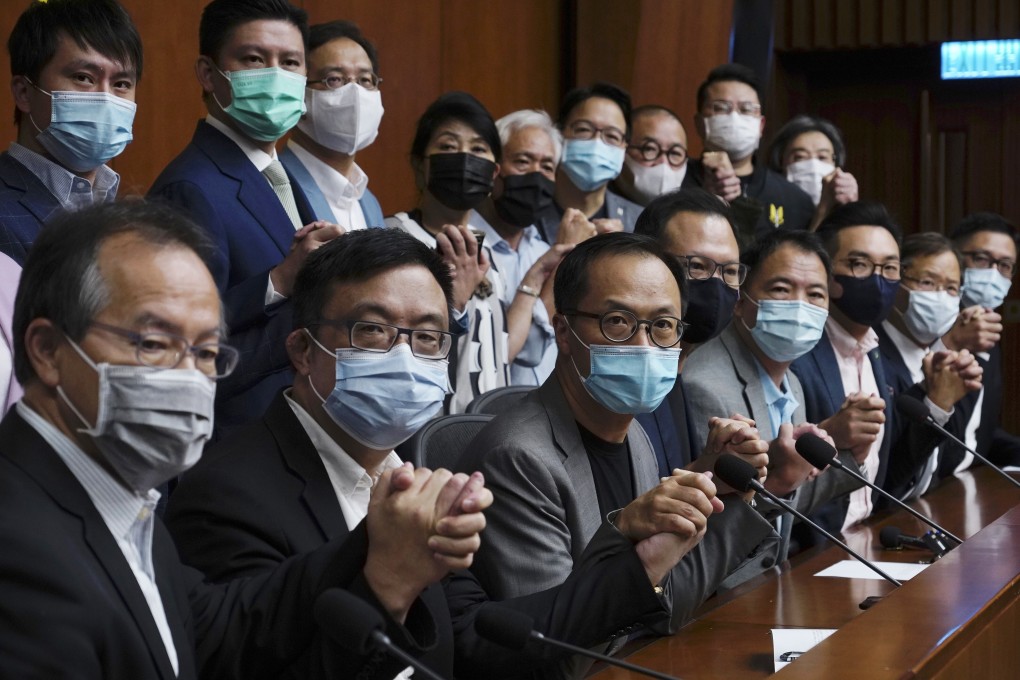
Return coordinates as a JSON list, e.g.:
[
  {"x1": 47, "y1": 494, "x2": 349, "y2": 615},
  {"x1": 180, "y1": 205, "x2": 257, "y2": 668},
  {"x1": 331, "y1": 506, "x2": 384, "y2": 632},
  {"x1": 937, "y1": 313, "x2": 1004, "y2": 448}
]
[{"x1": 591, "y1": 466, "x2": 1020, "y2": 679}]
